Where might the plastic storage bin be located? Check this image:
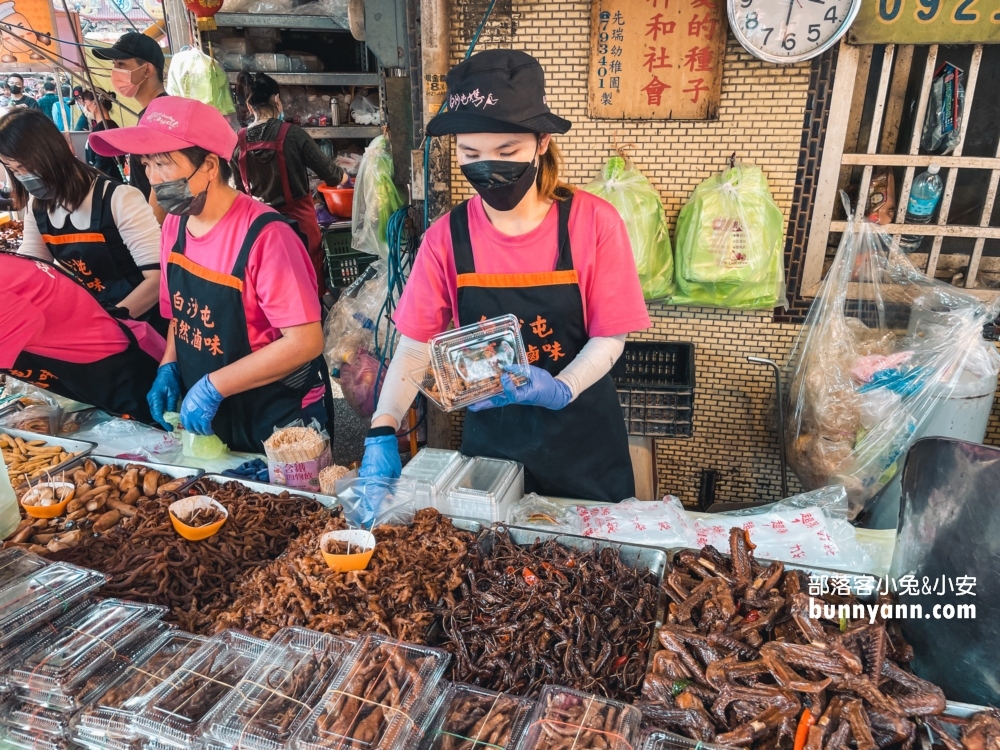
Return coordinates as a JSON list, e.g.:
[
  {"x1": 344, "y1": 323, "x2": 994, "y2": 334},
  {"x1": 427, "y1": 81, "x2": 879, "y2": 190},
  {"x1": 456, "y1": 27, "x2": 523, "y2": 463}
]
[
  {"x1": 0, "y1": 563, "x2": 106, "y2": 647},
  {"x1": 420, "y1": 683, "x2": 534, "y2": 750},
  {"x1": 206, "y1": 627, "x2": 354, "y2": 750},
  {"x1": 133, "y1": 629, "x2": 269, "y2": 749},
  {"x1": 71, "y1": 630, "x2": 206, "y2": 749},
  {"x1": 440, "y1": 456, "x2": 523, "y2": 523},
  {"x1": 292, "y1": 633, "x2": 450, "y2": 750},
  {"x1": 611, "y1": 342, "x2": 695, "y2": 438},
  {"x1": 412, "y1": 315, "x2": 528, "y2": 412},
  {"x1": 519, "y1": 686, "x2": 640, "y2": 750},
  {"x1": 401, "y1": 448, "x2": 467, "y2": 511}
]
